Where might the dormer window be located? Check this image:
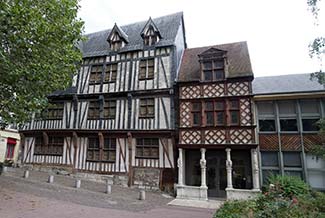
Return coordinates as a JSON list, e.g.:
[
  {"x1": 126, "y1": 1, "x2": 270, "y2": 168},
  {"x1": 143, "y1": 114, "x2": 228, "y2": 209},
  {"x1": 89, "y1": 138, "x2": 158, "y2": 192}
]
[
  {"x1": 203, "y1": 59, "x2": 225, "y2": 81},
  {"x1": 141, "y1": 17, "x2": 161, "y2": 46},
  {"x1": 199, "y1": 47, "x2": 227, "y2": 82},
  {"x1": 107, "y1": 23, "x2": 129, "y2": 52},
  {"x1": 144, "y1": 26, "x2": 158, "y2": 46}
]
